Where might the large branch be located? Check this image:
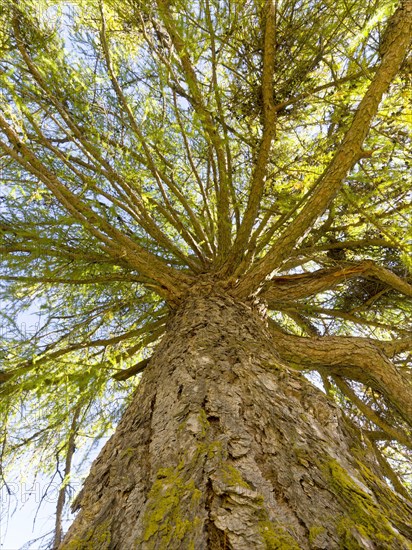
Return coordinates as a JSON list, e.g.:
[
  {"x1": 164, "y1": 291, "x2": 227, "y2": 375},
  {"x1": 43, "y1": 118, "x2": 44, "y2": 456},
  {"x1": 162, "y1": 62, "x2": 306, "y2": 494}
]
[
  {"x1": 8, "y1": 13, "x2": 198, "y2": 277},
  {"x1": 284, "y1": 238, "x2": 399, "y2": 269},
  {"x1": 263, "y1": 260, "x2": 412, "y2": 304},
  {"x1": 271, "y1": 329, "x2": 412, "y2": 426},
  {"x1": 204, "y1": 0, "x2": 239, "y2": 231},
  {"x1": 112, "y1": 357, "x2": 152, "y2": 381},
  {"x1": 220, "y1": 0, "x2": 277, "y2": 274},
  {"x1": 172, "y1": 90, "x2": 217, "y2": 255},
  {"x1": 98, "y1": 9, "x2": 210, "y2": 265},
  {"x1": 155, "y1": 0, "x2": 232, "y2": 258},
  {"x1": 235, "y1": 0, "x2": 412, "y2": 297},
  {"x1": 369, "y1": 439, "x2": 411, "y2": 500},
  {"x1": 0, "y1": 119, "x2": 191, "y2": 300}
]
